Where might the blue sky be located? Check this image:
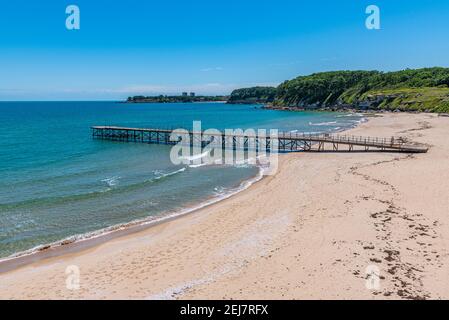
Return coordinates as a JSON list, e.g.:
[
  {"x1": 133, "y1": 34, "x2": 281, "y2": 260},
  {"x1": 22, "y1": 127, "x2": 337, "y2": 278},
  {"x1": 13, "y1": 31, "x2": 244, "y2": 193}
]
[{"x1": 1, "y1": 0, "x2": 449, "y2": 100}]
